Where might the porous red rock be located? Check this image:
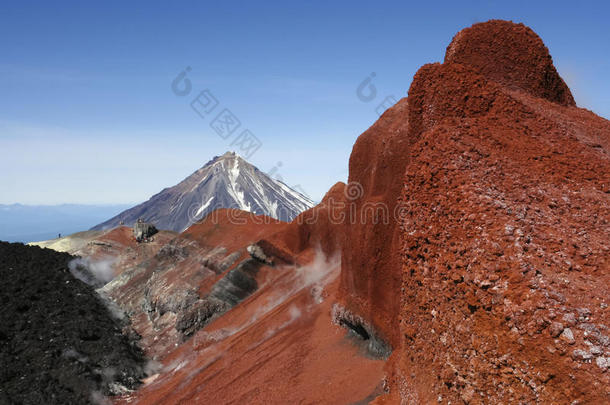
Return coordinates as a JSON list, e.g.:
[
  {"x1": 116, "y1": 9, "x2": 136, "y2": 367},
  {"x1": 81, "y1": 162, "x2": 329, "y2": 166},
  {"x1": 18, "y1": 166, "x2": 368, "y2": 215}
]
[
  {"x1": 339, "y1": 19, "x2": 608, "y2": 403},
  {"x1": 393, "y1": 100, "x2": 609, "y2": 403},
  {"x1": 444, "y1": 20, "x2": 575, "y2": 106}
]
